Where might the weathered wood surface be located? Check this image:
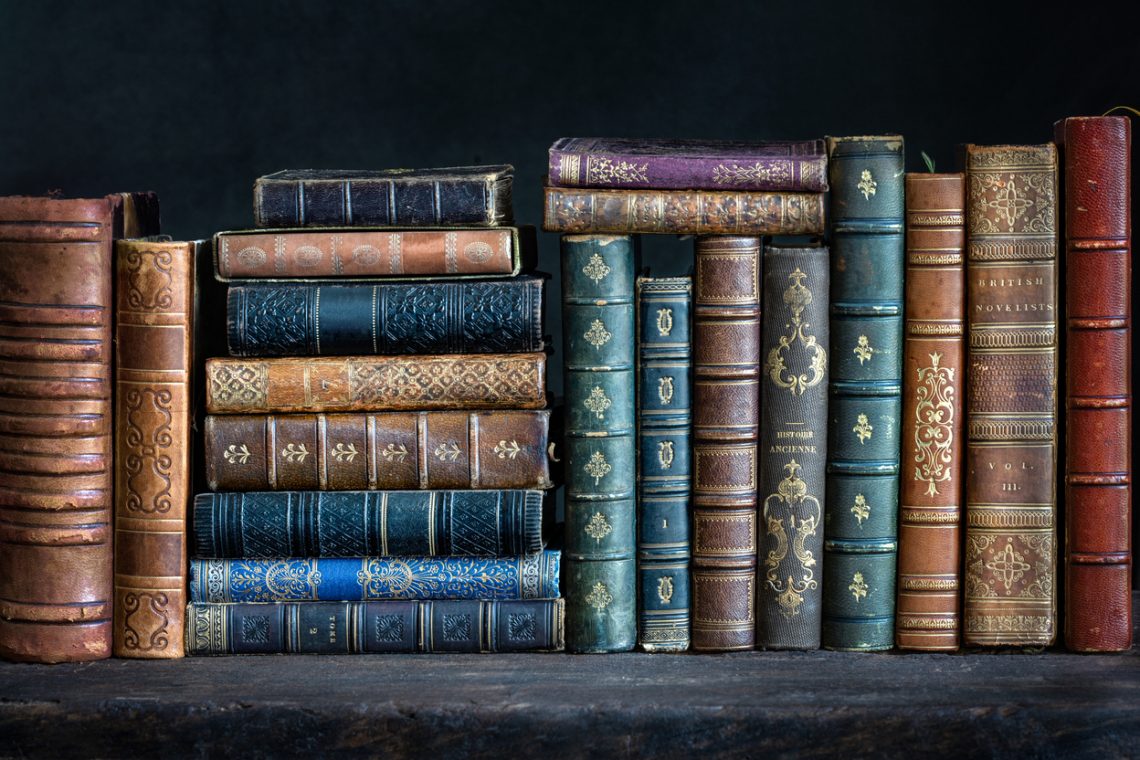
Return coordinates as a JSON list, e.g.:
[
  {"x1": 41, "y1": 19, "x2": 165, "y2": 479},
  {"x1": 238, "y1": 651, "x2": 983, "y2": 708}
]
[{"x1": 1, "y1": 595, "x2": 1137, "y2": 759}]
